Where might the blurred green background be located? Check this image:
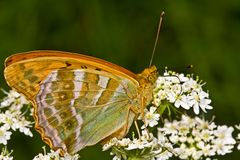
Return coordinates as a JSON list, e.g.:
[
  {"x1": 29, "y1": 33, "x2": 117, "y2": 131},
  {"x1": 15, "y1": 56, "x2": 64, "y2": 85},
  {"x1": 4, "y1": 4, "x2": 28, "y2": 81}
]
[{"x1": 0, "y1": 0, "x2": 239, "y2": 159}]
